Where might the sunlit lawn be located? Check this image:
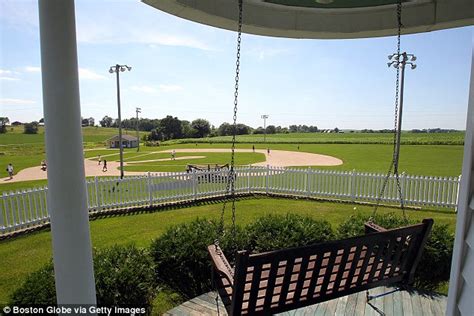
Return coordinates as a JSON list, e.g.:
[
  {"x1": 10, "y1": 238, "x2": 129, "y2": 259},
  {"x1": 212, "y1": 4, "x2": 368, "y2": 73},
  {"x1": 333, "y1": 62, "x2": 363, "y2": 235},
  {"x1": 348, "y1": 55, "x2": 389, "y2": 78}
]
[{"x1": 0, "y1": 196, "x2": 456, "y2": 308}]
